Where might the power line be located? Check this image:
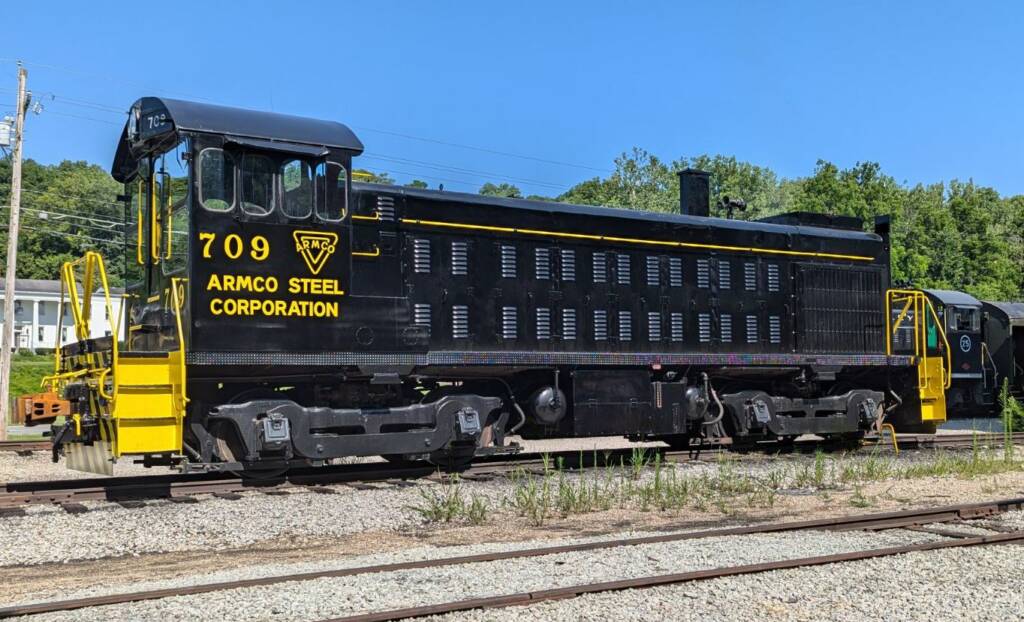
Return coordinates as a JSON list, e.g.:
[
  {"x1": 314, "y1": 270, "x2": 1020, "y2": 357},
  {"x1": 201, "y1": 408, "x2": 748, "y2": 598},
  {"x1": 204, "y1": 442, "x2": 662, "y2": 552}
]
[
  {"x1": 19, "y1": 188, "x2": 123, "y2": 211},
  {"x1": 0, "y1": 58, "x2": 219, "y2": 104},
  {"x1": 43, "y1": 109, "x2": 121, "y2": 126},
  {"x1": 1, "y1": 70, "x2": 612, "y2": 177},
  {"x1": 18, "y1": 206, "x2": 123, "y2": 231},
  {"x1": 363, "y1": 153, "x2": 571, "y2": 192},
  {"x1": 354, "y1": 125, "x2": 612, "y2": 174},
  {"x1": 0, "y1": 87, "x2": 125, "y2": 114},
  {"x1": 0, "y1": 223, "x2": 122, "y2": 246}
]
